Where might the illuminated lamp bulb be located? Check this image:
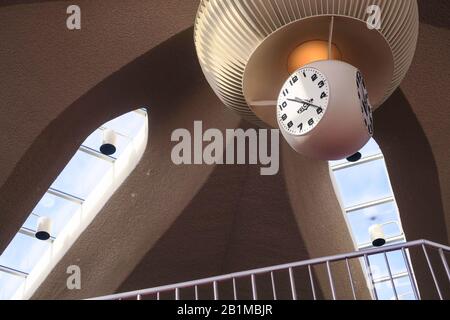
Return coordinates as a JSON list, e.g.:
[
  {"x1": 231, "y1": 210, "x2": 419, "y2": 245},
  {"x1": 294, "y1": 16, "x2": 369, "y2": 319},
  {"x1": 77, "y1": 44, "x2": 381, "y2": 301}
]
[
  {"x1": 36, "y1": 217, "x2": 52, "y2": 241},
  {"x1": 100, "y1": 129, "x2": 117, "y2": 156},
  {"x1": 287, "y1": 40, "x2": 342, "y2": 74}
]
